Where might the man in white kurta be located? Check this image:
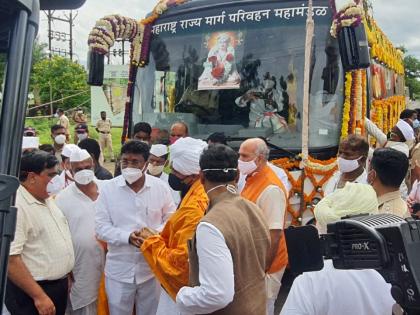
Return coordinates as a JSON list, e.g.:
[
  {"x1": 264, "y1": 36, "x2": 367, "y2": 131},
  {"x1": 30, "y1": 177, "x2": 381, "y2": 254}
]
[
  {"x1": 56, "y1": 149, "x2": 105, "y2": 315},
  {"x1": 95, "y1": 140, "x2": 176, "y2": 315},
  {"x1": 280, "y1": 260, "x2": 394, "y2": 315},
  {"x1": 47, "y1": 144, "x2": 79, "y2": 196}
]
